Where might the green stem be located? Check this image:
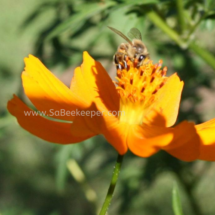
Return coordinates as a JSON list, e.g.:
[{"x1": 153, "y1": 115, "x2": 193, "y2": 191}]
[
  {"x1": 146, "y1": 9, "x2": 186, "y2": 48},
  {"x1": 186, "y1": 13, "x2": 208, "y2": 40},
  {"x1": 176, "y1": 0, "x2": 186, "y2": 34},
  {"x1": 99, "y1": 154, "x2": 124, "y2": 215},
  {"x1": 146, "y1": 9, "x2": 215, "y2": 70},
  {"x1": 189, "y1": 42, "x2": 215, "y2": 70}
]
